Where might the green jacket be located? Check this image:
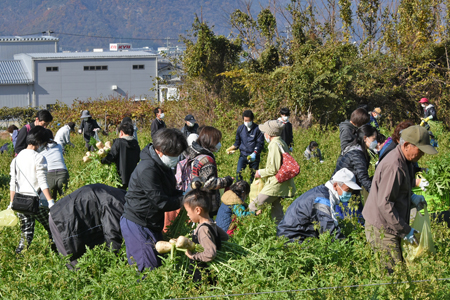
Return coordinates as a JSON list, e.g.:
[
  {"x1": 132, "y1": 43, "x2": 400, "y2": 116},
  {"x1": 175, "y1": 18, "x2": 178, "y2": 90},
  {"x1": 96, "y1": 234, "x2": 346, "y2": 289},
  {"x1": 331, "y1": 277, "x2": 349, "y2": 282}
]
[{"x1": 259, "y1": 137, "x2": 296, "y2": 197}]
